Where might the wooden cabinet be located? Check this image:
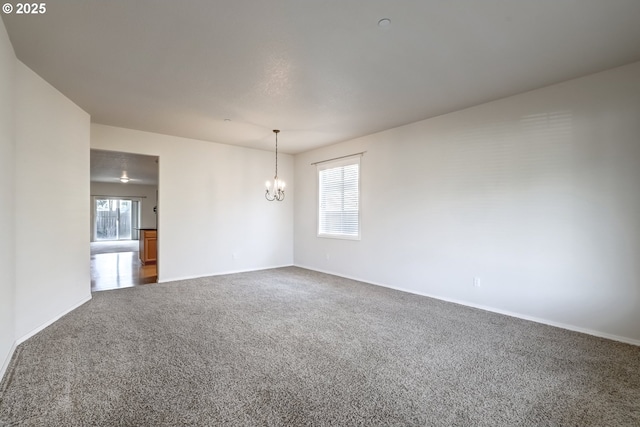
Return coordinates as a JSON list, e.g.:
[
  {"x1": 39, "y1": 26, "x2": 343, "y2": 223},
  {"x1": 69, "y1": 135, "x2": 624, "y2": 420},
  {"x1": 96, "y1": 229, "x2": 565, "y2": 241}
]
[{"x1": 139, "y1": 229, "x2": 157, "y2": 265}]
